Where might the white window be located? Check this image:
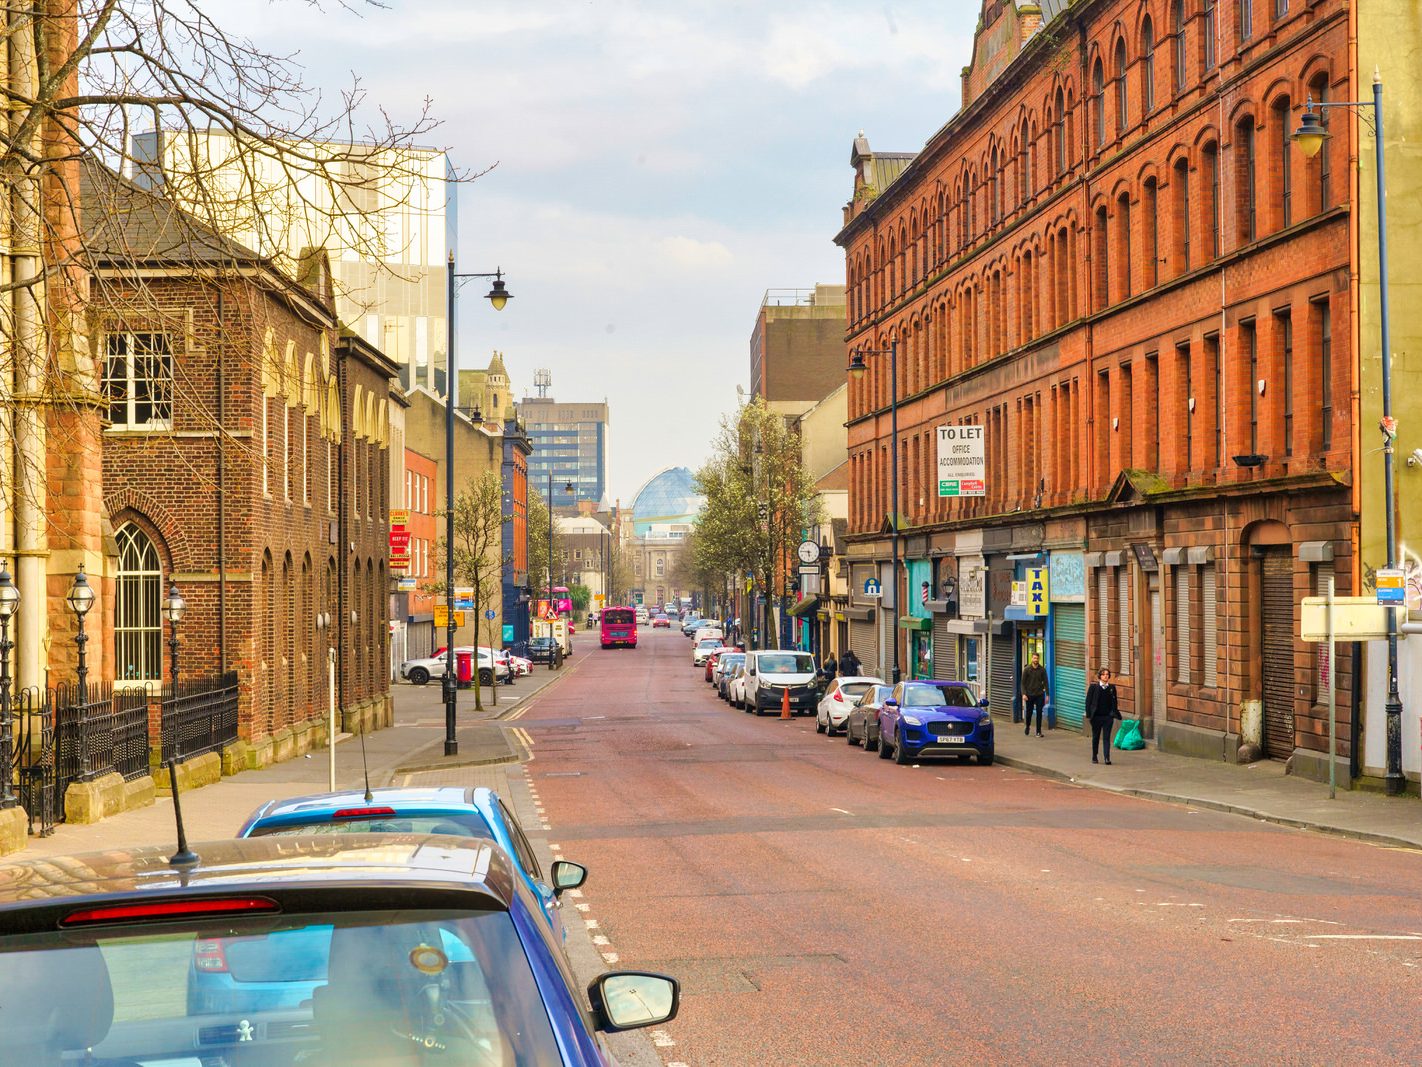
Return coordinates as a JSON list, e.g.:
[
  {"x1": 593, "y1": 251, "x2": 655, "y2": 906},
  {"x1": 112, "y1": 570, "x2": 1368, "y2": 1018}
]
[
  {"x1": 104, "y1": 333, "x2": 174, "y2": 429},
  {"x1": 405, "y1": 470, "x2": 412, "y2": 509},
  {"x1": 115, "y1": 523, "x2": 163, "y2": 682}
]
